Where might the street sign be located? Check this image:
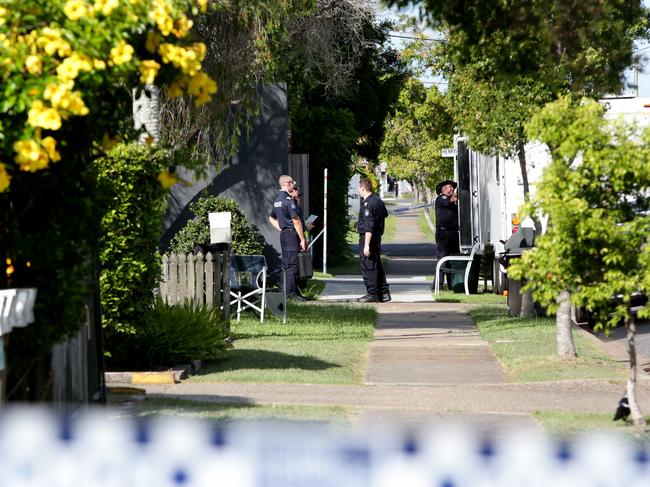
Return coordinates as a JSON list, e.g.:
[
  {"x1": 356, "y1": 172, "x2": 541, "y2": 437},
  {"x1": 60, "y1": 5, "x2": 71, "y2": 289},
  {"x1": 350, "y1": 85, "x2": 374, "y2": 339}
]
[{"x1": 441, "y1": 147, "x2": 456, "y2": 157}]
